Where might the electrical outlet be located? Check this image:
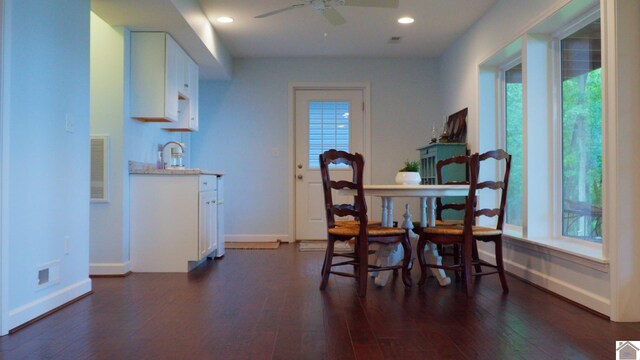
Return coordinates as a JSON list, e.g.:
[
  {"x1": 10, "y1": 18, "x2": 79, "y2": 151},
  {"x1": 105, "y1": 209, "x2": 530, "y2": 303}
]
[
  {"x1": 65, "y1": 114, "x2": 74, "y2": 133},
  {"x1": 64, "y1": 235, "x2": 70, "y2": 254}
]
